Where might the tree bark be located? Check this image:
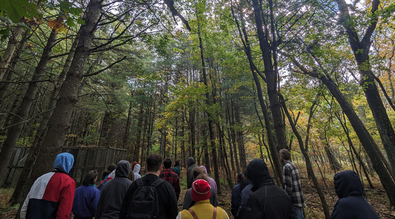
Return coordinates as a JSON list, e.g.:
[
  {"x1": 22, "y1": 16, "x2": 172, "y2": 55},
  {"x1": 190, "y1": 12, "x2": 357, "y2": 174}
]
[
  {"x1": 293, "y1": 61, "x2": 395, "y2": 206},
  {"x1": 9, "y1": 33, "x2": 77, "y2": 205},
  {"x1": 336, "y1": 0, "x2": 395, "y2": 170},
  {"x1": 231, "y1": 3, "x2": 283, "y2": 181},
  {"x1": 123, "y1": 99, "x2": 133, "y2": 148},
  {"x1": 280, "y1": 94, "x2": 330, "y2": 219},
  {"x1": 197, "y1": 18, "x2": 219, "y2": 191},
  {"x1": 0, "y1": 31, "x2": 31, "y2": 105},
  {"x1": 134, "y1": 101, "x2": 144, "y2": 162},
  {"x1": 0, "y1": 27, "x2": 24, "y2": 81},
  {"x1": 252, "y1": 0, "x2": 287, "y2": 150},
  {"x1": 0, "y1": 29, "x2": 58, "y2": 185},
  {"x1": 28, "y1": 0, "x2": 102, "y2": 186}
]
